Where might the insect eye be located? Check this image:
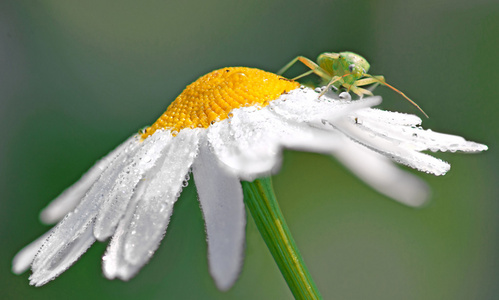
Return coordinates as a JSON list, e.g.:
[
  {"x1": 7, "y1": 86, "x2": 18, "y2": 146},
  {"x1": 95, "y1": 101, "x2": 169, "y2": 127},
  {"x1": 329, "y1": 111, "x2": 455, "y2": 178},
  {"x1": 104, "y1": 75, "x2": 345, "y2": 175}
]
[{"x1": 348, "y1": 64, "x2": 355, "y2": 73}]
